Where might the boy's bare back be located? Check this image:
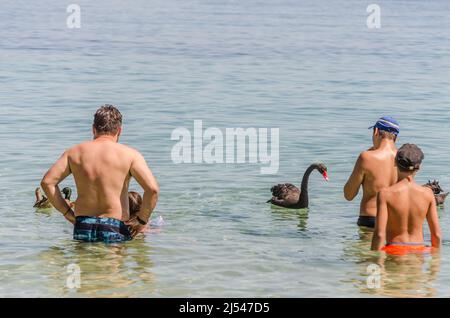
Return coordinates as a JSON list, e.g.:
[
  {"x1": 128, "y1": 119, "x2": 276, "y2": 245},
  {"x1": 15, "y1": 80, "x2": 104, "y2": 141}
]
[
  {"x1": 371, "y1": 143, "x2": 441, "y2": 250},
  {"x1": 379, "y1": 180, "x2": 435, "y2": 243},
  {"x1": 344, "y1": 117, "x2": 401, "y2": 224},
  {"x1": 358, "y1": 146, "x2": 397, "y2": 216}
]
